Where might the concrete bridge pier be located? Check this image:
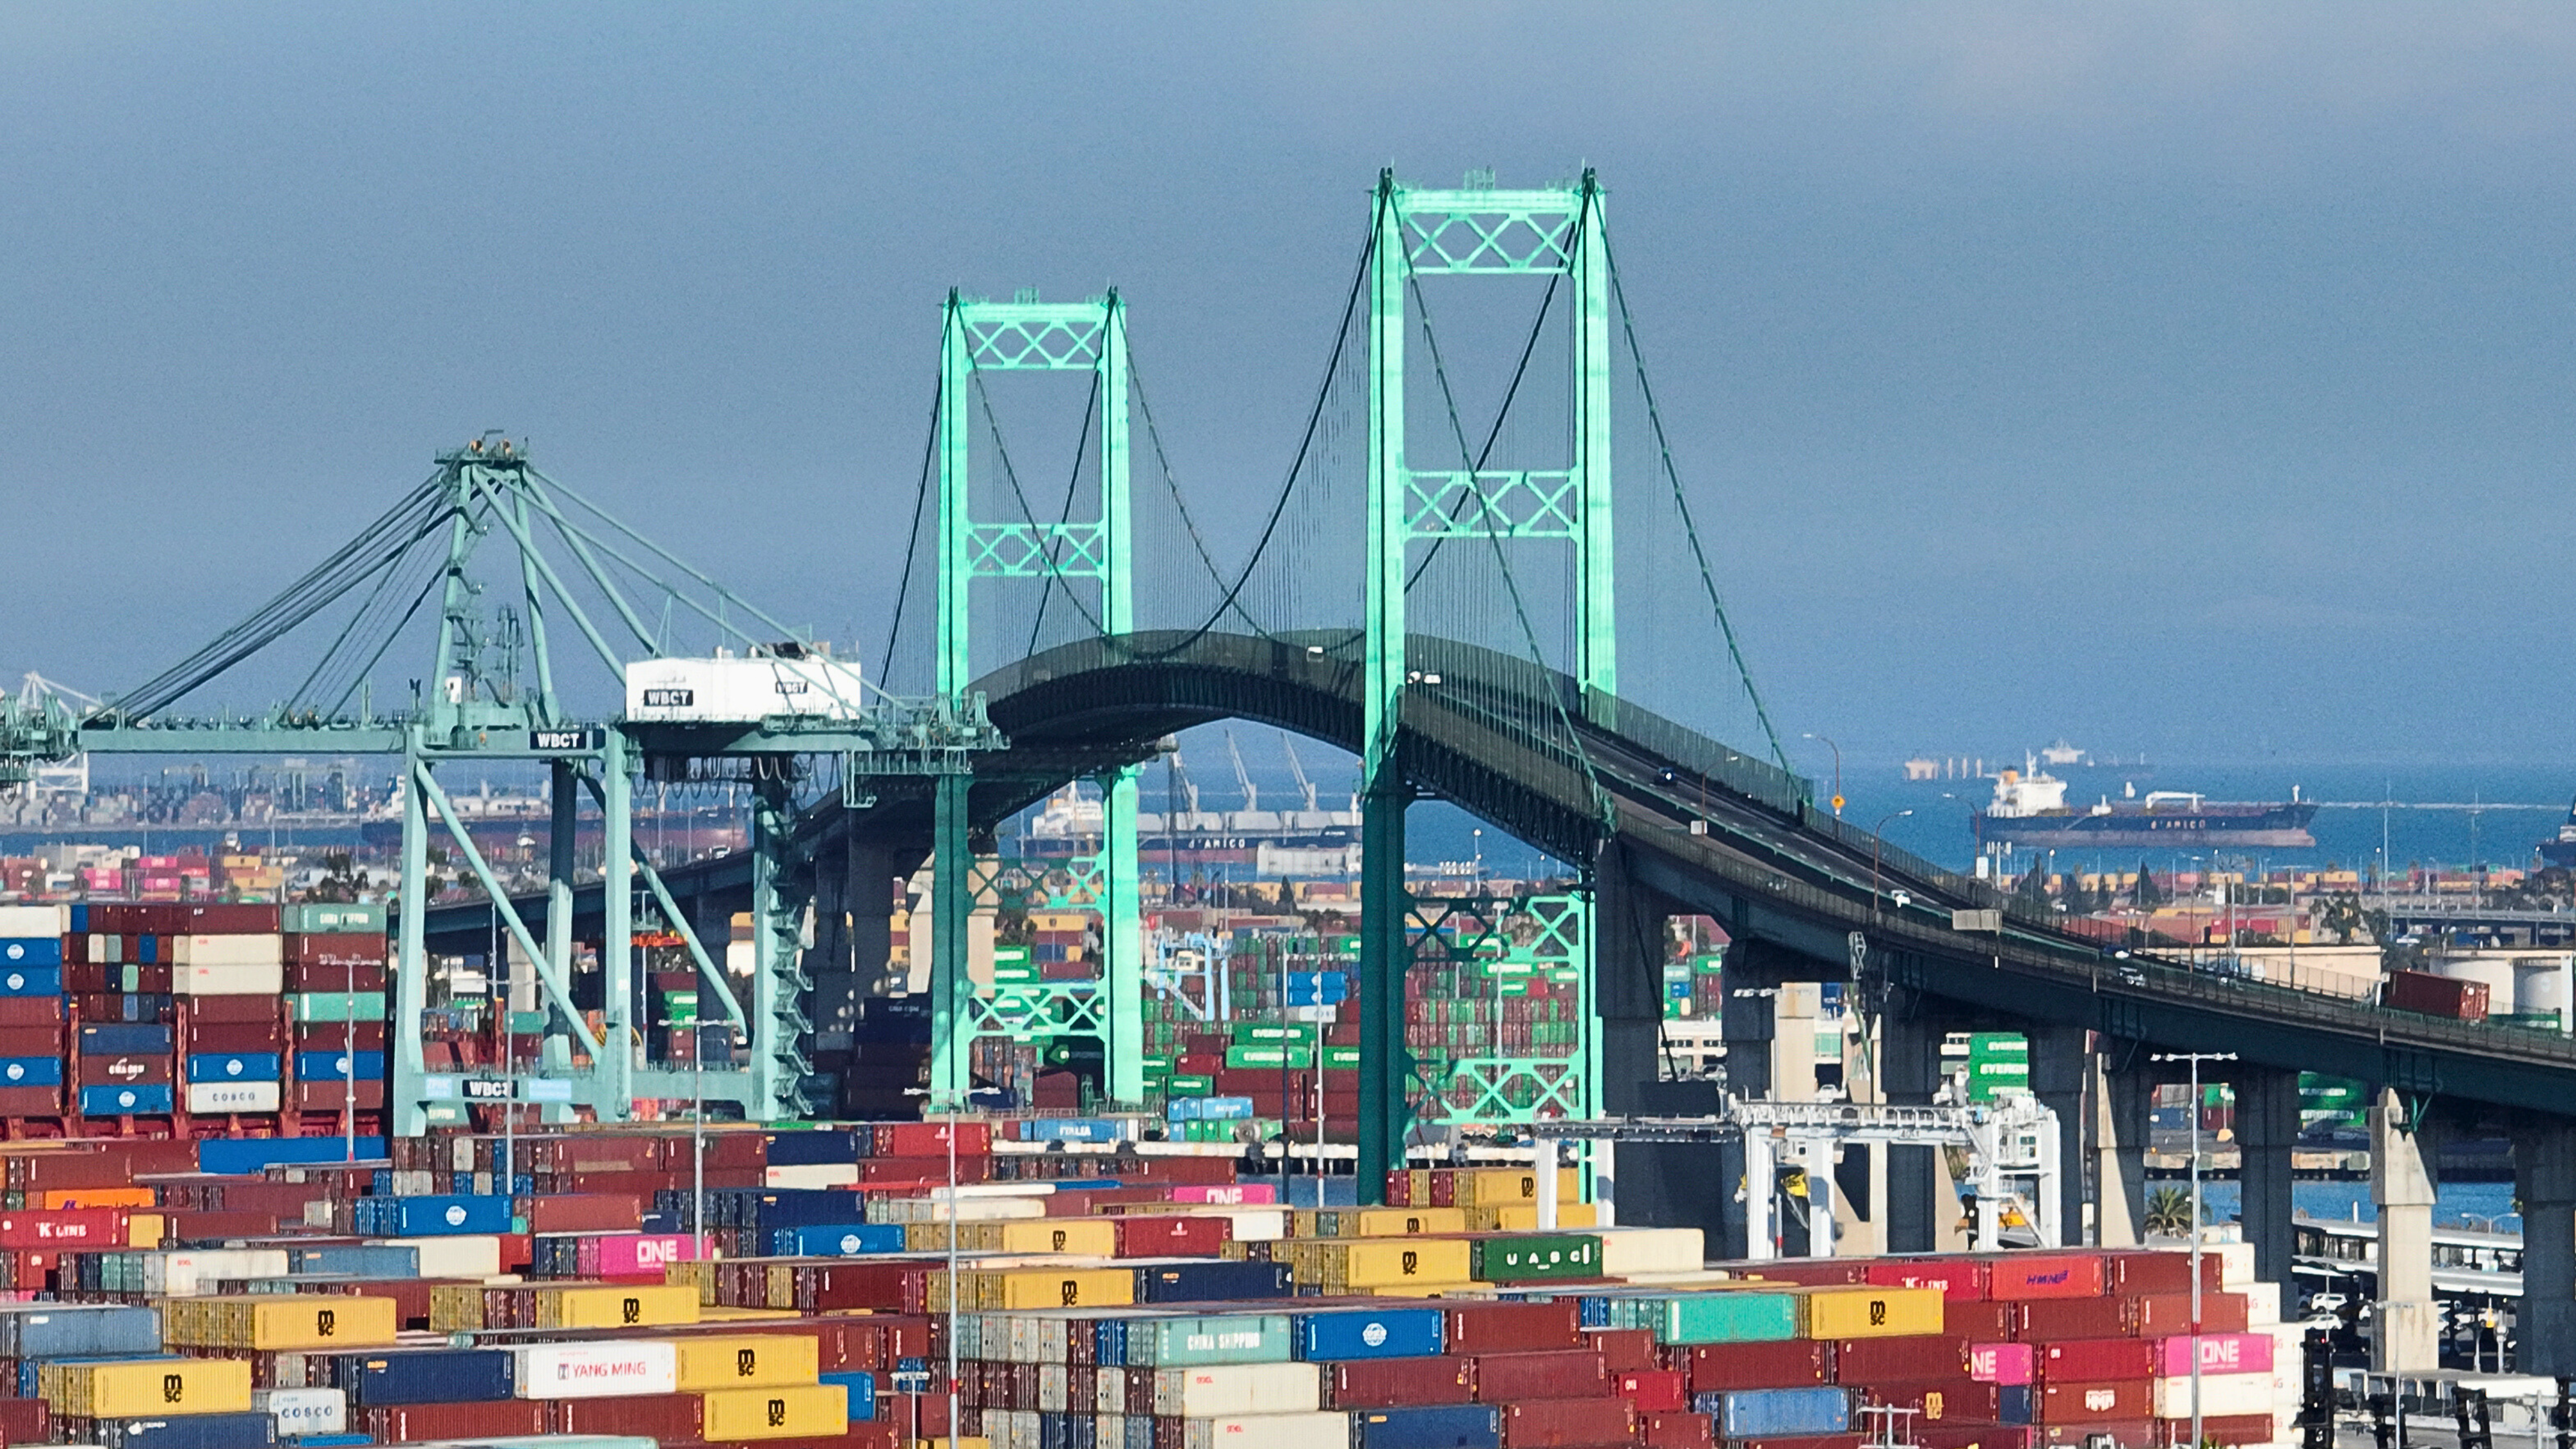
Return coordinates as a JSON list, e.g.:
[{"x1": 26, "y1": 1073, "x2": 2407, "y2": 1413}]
[
  {"x1": 2233, "y1": 1066, "x2": 2301, "y2": 1300},
  {"x1": 2370, "y1": 1088, "x2": 2443, "y2": 1373},
  {"x1": 1882, "y1": 1001, "x2": 1965, "y2": 1253},
  {"x1": 2092, "y1": 1048, "x2": 2154, "y2": 1247},
  {"x1": 2511, "y1": 1115, "x2": 2576, "y2": 1374},
  {"x1": 1591, "y1": 847, "x2": 1726, "y2": 1241},
  {"x1": 2026, "y1": 1025, "x2": 2090, "y2": 1247}
]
